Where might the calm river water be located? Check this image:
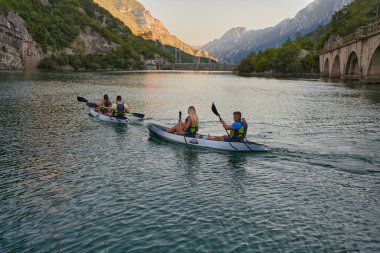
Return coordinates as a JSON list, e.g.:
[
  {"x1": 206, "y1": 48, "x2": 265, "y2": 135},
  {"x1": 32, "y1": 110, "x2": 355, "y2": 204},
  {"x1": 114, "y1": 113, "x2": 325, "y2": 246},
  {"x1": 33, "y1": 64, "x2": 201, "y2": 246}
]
[{"x1": 0, "y1": 71, "x2": 379, "y2": 252}]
